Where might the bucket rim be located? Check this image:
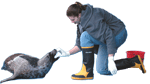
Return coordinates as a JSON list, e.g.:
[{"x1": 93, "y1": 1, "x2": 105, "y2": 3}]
[{"x1": 126, "y1": 50, "x2": 145, "y2": 53}]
